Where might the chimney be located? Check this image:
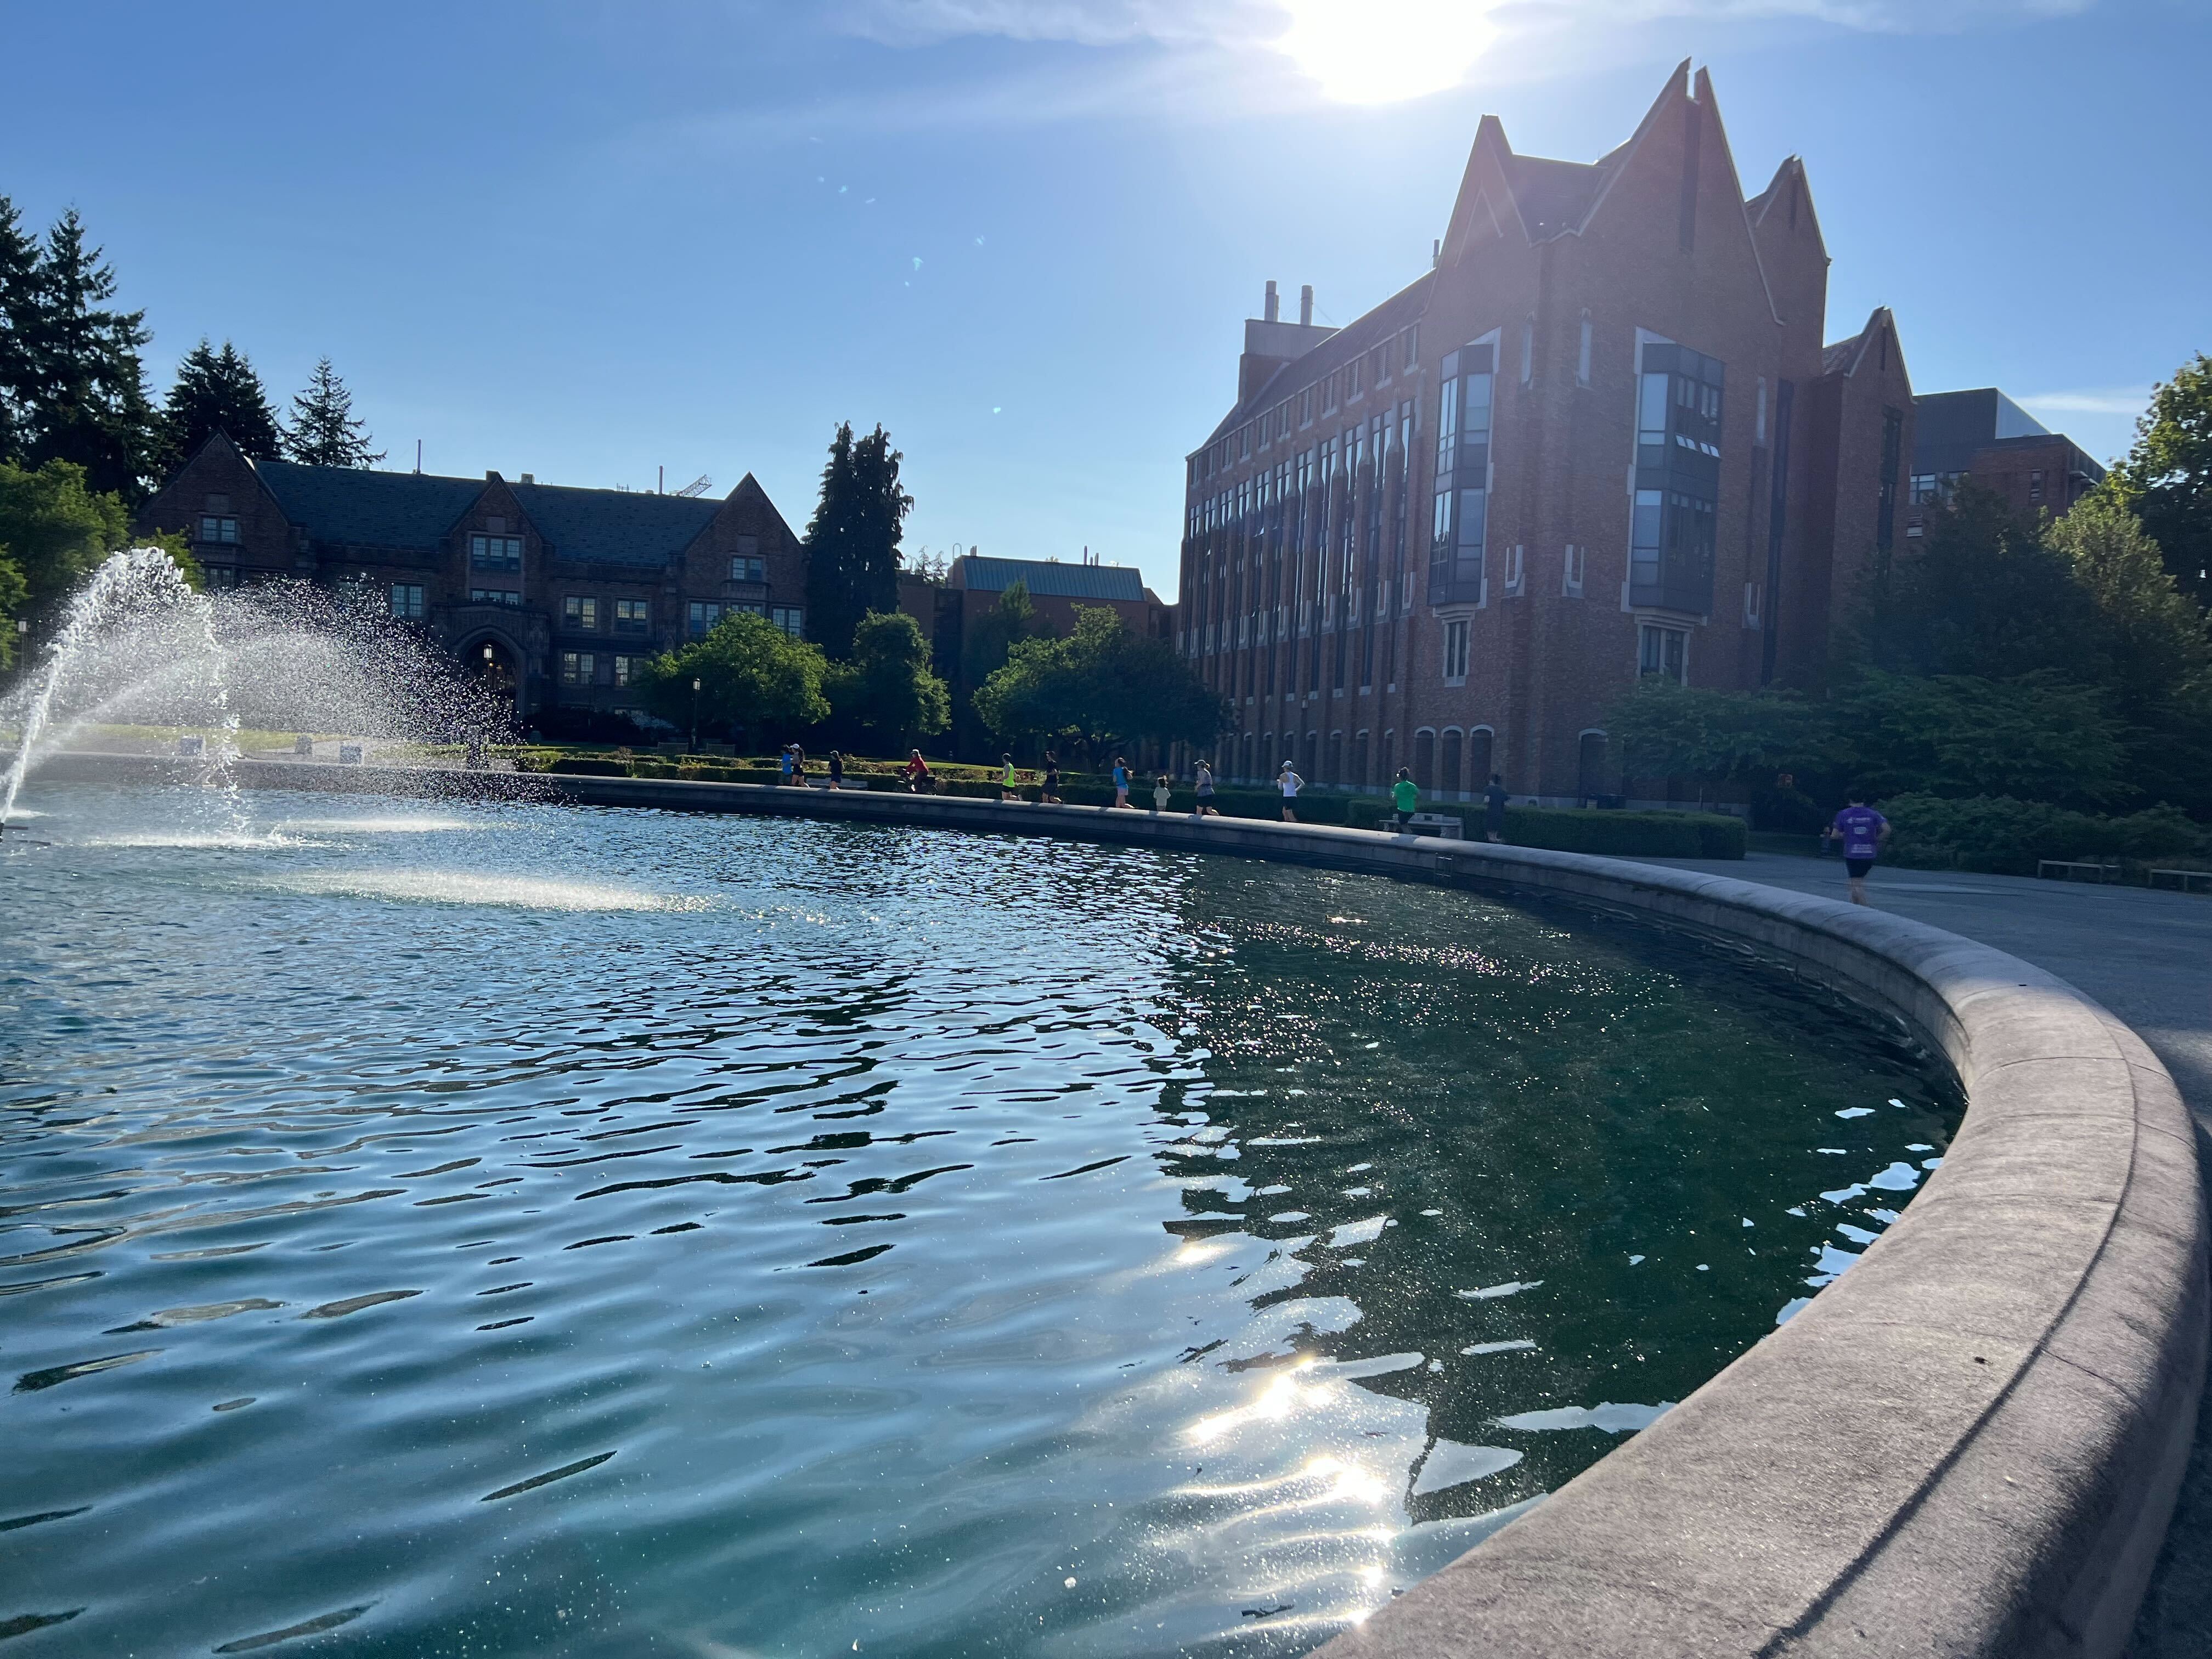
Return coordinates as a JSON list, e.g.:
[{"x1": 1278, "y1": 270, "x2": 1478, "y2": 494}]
[
  {"x1": 1432, "y1": 238, "x2": 1441, "y2": 267},
  {"x1": 1299, "y1": 284, "x2": 1314, "y2": 327},
  {"x1": 1263, "y1": 280, "x2": 1279, "y2": 323},
  {"x1": 520, "y1": 472, "x2": 535, "y2": 485}
]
